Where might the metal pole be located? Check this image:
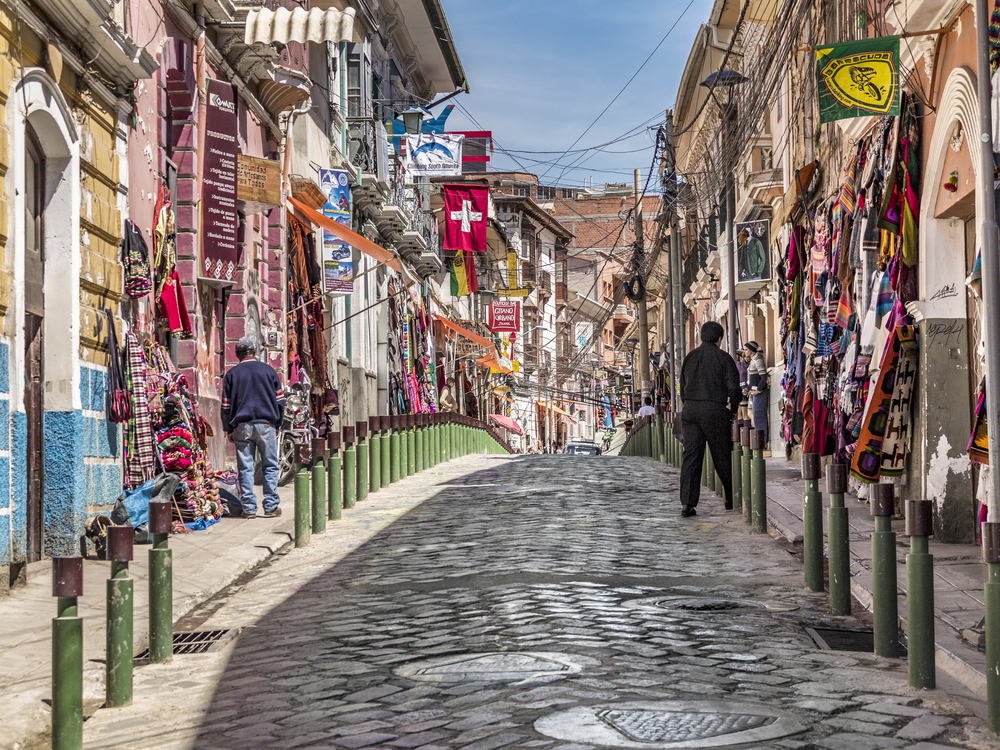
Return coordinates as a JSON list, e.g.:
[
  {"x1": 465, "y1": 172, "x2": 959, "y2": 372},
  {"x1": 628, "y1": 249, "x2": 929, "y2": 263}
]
[
  {"x1": 664, "y1": 109, "x2": 681, "y2": 417},
  {"x1": 416, "y1": 413, "x2": 426, "y2": 473},
  {"x1": 105, "y1": 527, "x2": 134, "y2": 707},
  {"x1": 294, "y1": 447, "x2": 310, "y2": 548},
  {"x1": 872, "y1": 483, "x2": 899, "y2": 658},
  {"x1": 725, "y1": 113, "x2": 738, "y2": 358},
  {"x1": 741, "y1": 425, "x2": 752, "y2": 525},
  {"x1": 369, "y1": 416, "x2": 382, "y2": 494},
  {"x1": 802, "y1": 454, "x2": 824, "y2": 592},
  {"x1": 148, "y1": 500, "x2": 173, "y2": 664},
  {"x1": 389, "y1": 415, "x2": 401, "y2": 483},
  {"x1": 343, "y1": 425, "x2": 356, "y2": 509},
  {"x1": 356, "y1": 421, "x2": 369, "y2": 502},
  {"x1": 380, "y1": 417, "x2": 391, "y2": 486},
  {"x1": 635, "y1": 169, "x2": 650, "y2": 403},
  {"x1": 827, "y1": 464, "x2": 851, "y2": 615},
  {"x1": 311, "y1": 438, "x2": 327, "y2": 535},
  {"x1": 907, "y1": 500, "x2": 936, "y2": 689},
  {"x1": 52, "y1": 557, "x2": 83, "y2": 750},
  {"x1": 328, "y1": 433, "x2": 342, "y2": 521},
  {"x1": 750, "y1": 429, "x2": 767, "y2": 533},
  {"x1": 731, "y1": 421, "x2": 742, "y2": 513},
  {"x1": 406, "y1": 414, "x2": 416, "y2": 475},
  {"x1": 975, "y1": 0, "x2": 1000, "y2": 730}
]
